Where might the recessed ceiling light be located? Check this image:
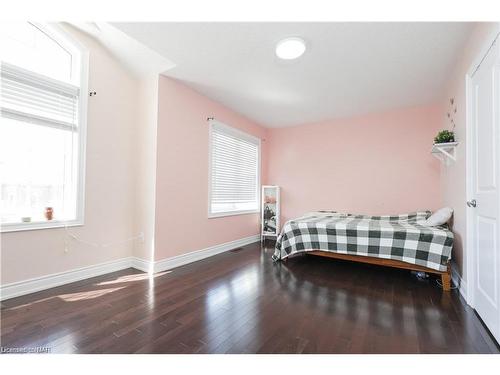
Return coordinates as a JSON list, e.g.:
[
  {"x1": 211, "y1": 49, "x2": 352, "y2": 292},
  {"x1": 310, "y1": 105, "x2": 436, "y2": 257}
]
[{"x1": 275, "y1": 37, "x2": 306, "y2": 60}]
